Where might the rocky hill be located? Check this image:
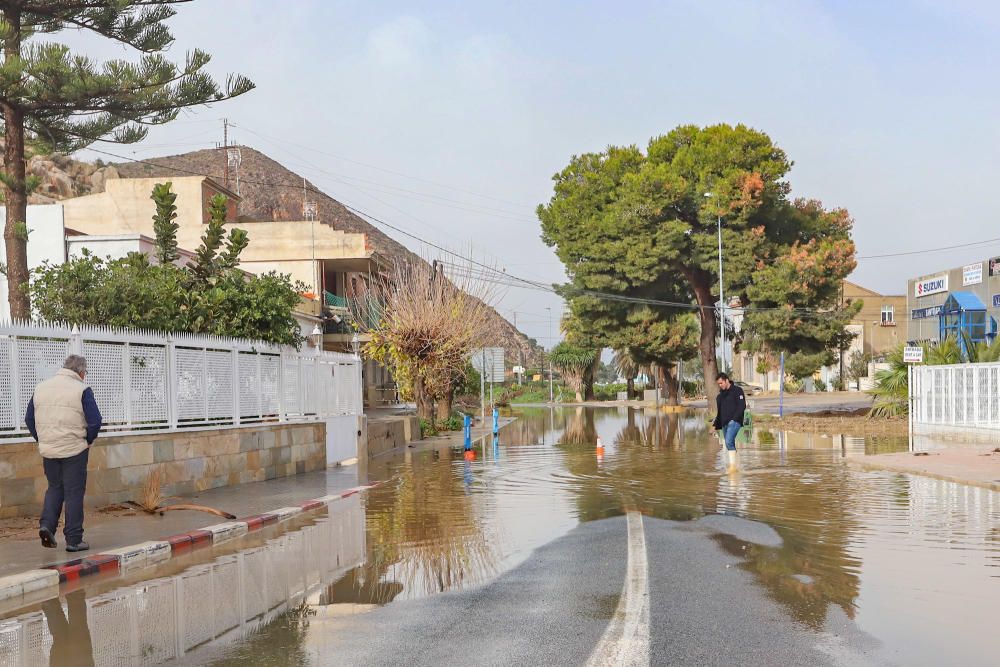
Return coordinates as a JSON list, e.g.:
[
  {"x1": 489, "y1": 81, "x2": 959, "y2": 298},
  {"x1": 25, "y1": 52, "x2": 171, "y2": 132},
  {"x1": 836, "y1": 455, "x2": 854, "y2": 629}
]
[{"x1": 23, "y1": 145, "x2": 544, "y2": 367}]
